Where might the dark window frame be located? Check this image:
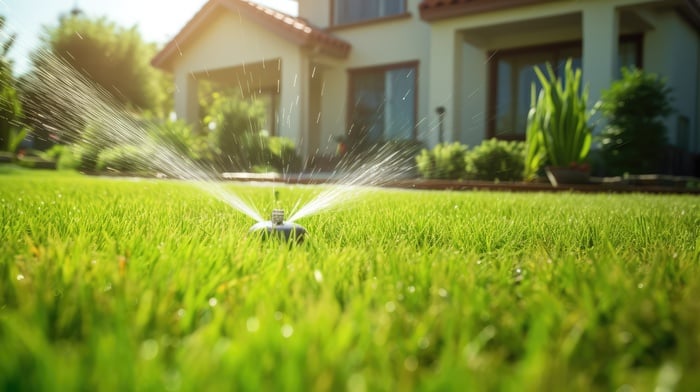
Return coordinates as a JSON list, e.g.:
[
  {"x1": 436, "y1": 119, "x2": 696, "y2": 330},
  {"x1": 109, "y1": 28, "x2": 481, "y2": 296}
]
[
  {"x1": 486, "y1": 34, "x2": 643, "y2": 140},
  {"x1": 346, "y1": 60, "x2": 420, "y2": 143},
  {"x1": 330, "y1": 0, "x2": 410, "y2": 28}
]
